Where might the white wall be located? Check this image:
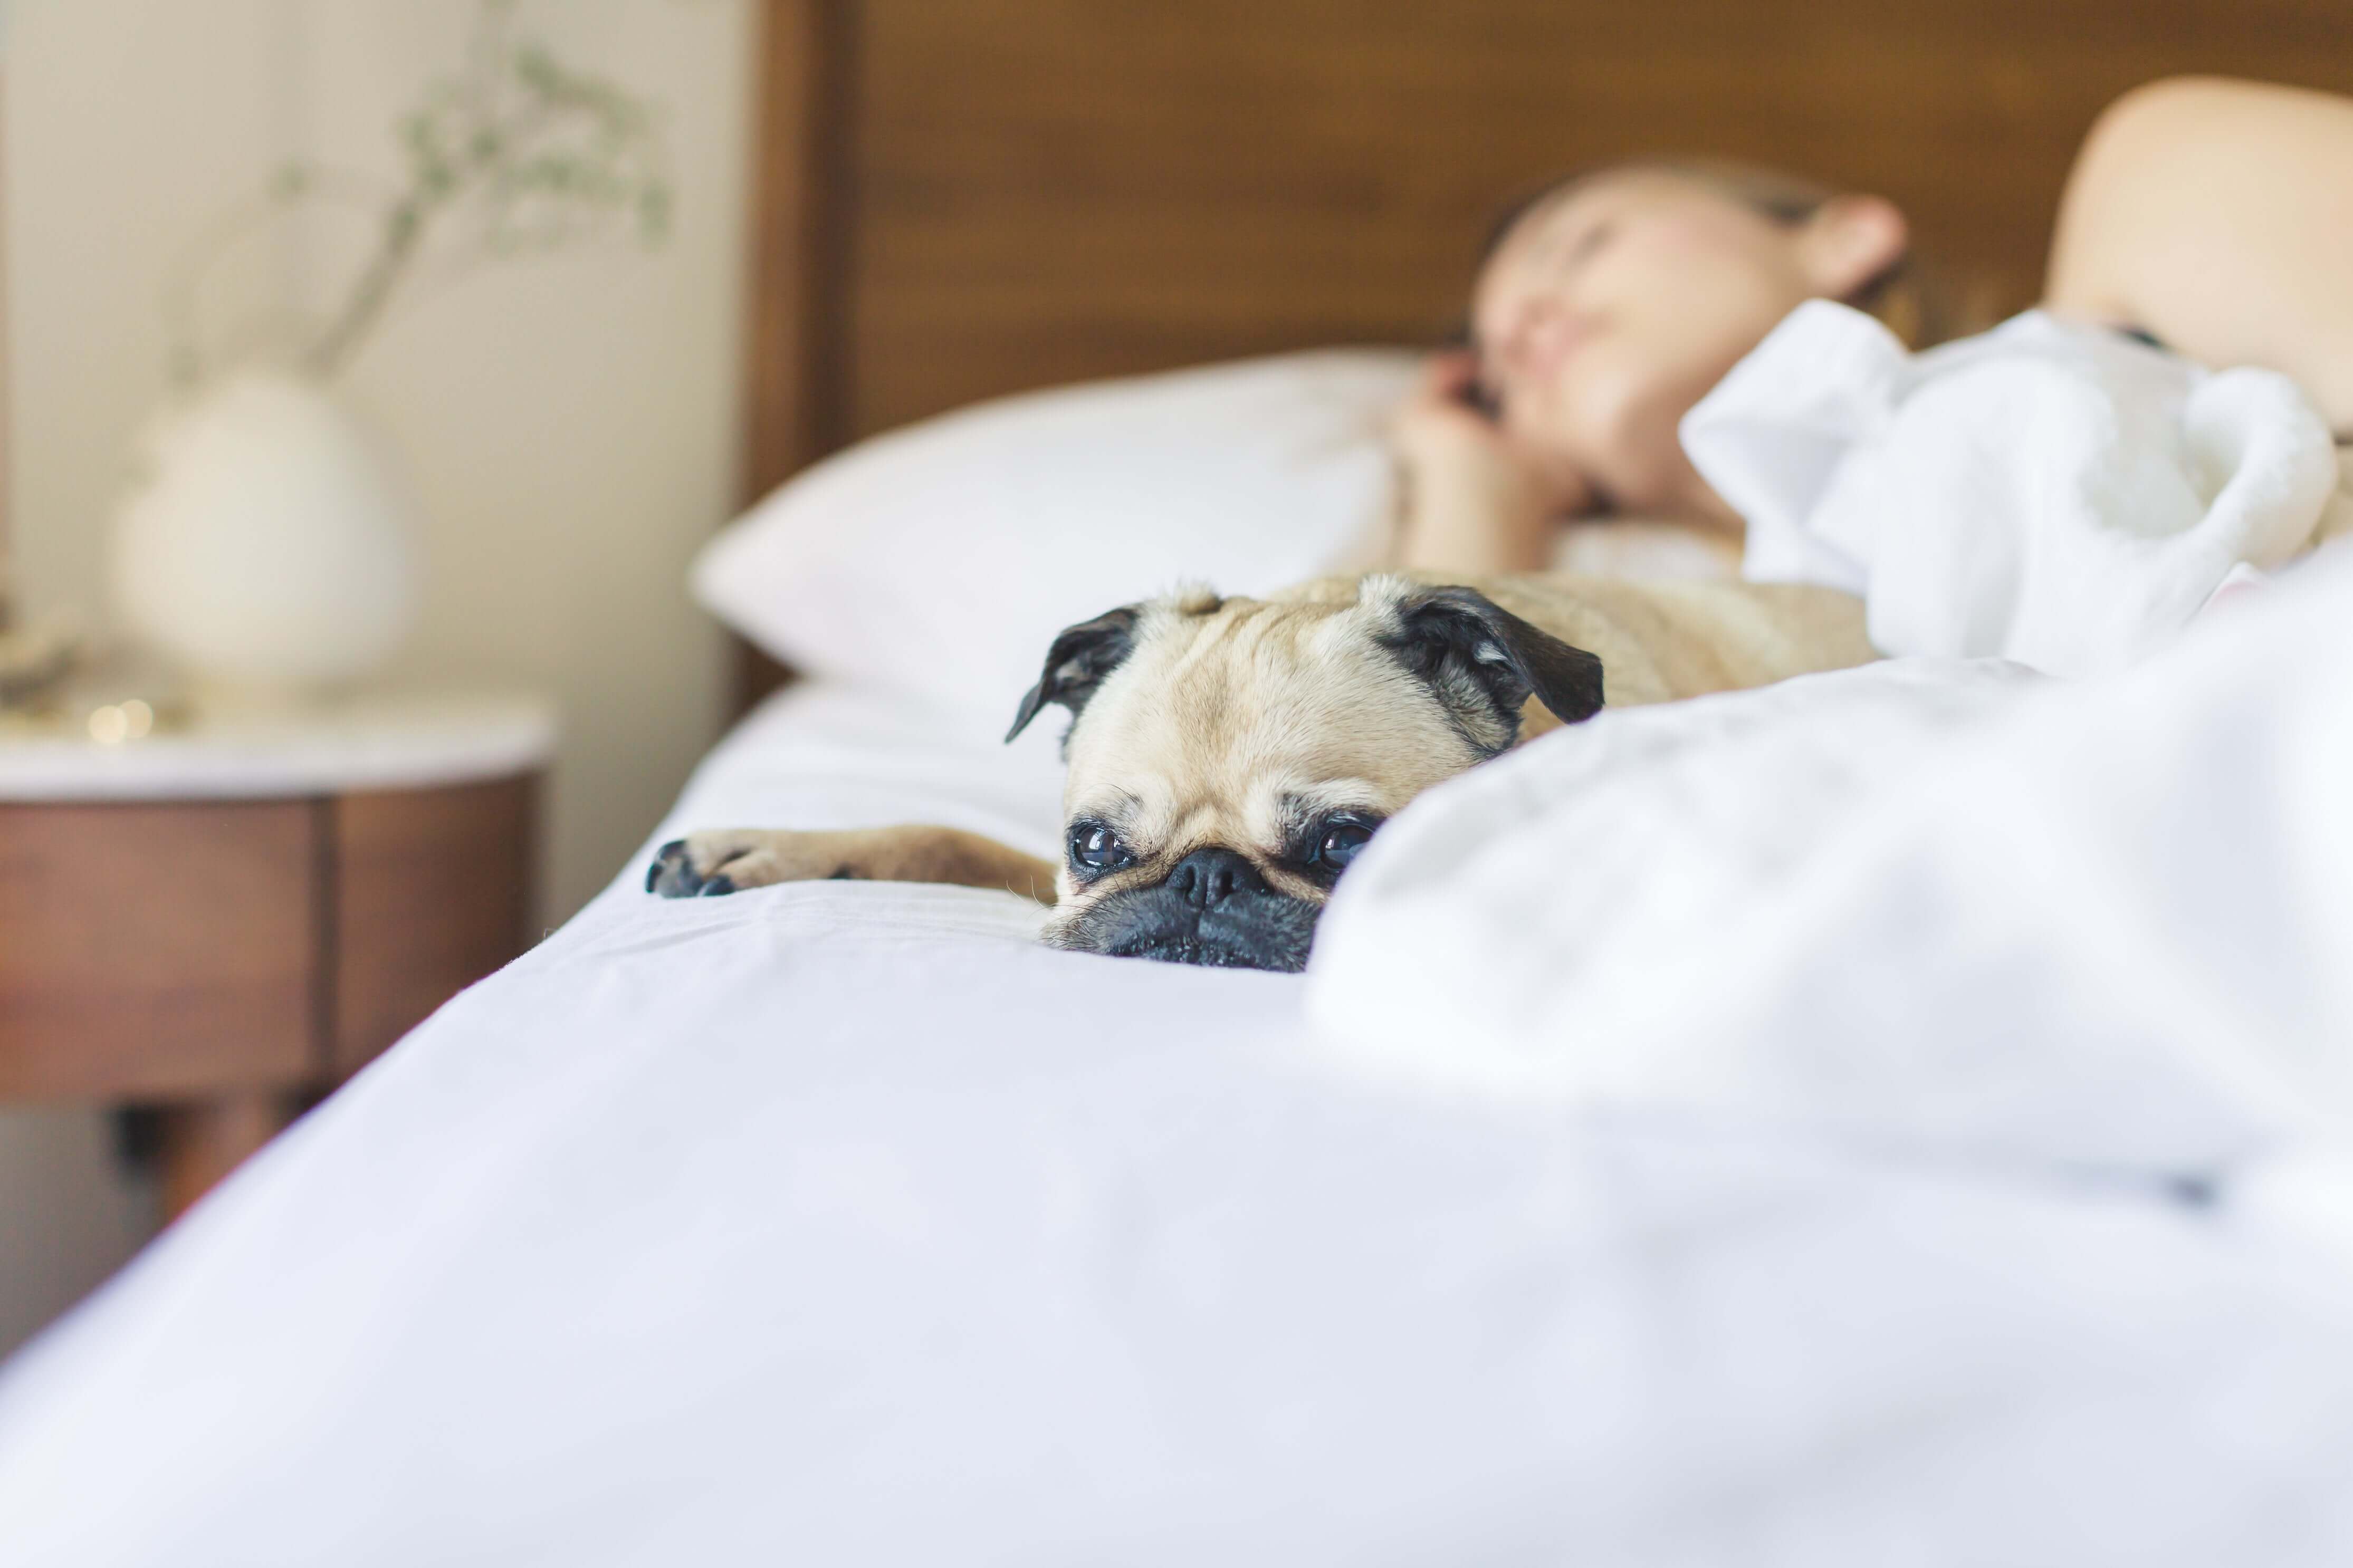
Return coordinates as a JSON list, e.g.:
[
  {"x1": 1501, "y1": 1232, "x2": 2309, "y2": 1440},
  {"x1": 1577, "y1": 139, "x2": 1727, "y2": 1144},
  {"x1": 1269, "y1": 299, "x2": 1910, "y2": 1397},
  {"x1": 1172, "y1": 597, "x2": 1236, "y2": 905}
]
[{"x1": 2, "y1": 0, "x2": 753, "y2": 1355}]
